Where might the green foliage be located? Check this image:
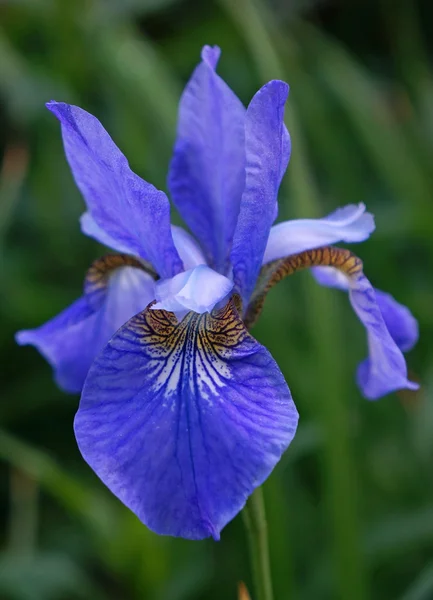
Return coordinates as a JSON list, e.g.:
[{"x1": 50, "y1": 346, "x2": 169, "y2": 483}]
[{"x1": 1, "y1": 0, "x2": 432, "y2": 598}]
